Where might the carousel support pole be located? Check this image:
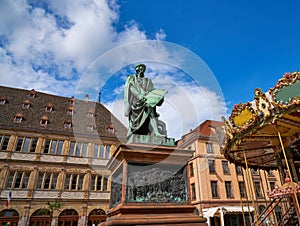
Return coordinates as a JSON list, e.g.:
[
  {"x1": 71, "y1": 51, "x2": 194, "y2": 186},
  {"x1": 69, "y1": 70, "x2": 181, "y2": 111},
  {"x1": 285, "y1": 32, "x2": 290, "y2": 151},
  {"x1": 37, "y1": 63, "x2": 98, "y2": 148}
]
[
  {"x1": 234, "y1": 162, "x2": 247, "y2": 226},
  {"x1": 275, "y1": 153, "x2": 285, "y2": 184},
  {"x1": 242, "y1": 168, "x2": 254, "y2": 225},
  {"x1": 242, "y1": 147, "x2": 258, "y2": 225},
  {"x1": 276, "y1": 126, "x2": 300, "y2": 224}
]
